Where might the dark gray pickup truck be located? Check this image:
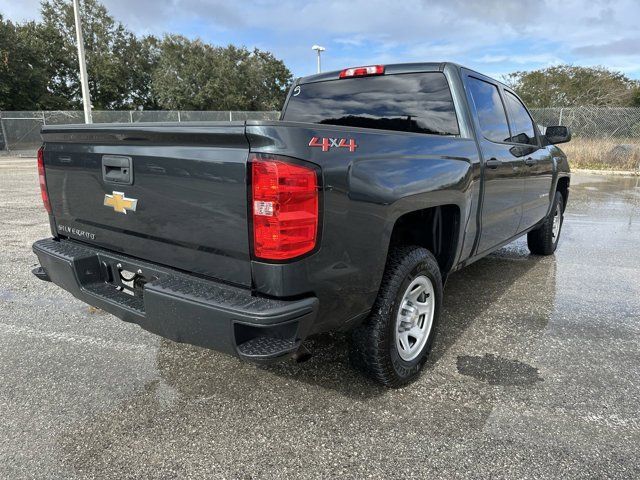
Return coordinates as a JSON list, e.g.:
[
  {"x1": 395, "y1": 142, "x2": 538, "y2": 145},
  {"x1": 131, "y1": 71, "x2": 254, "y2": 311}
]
[{"x1": 32, "y1": 62, "x2": 571, "y2": 387}]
